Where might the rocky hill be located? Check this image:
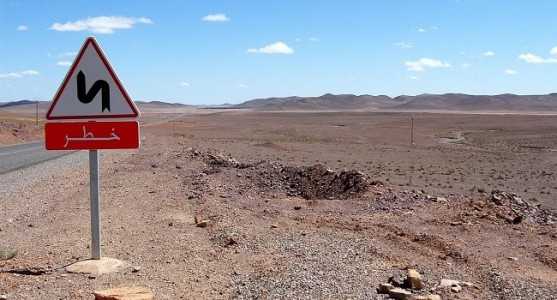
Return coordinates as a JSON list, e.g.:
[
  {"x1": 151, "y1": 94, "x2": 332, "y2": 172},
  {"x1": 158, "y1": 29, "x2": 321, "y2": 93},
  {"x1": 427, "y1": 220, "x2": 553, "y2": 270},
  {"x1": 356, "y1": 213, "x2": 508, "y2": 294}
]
[{"x1": 236, "y1": 93, "x2": 557, "y2": 112}]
